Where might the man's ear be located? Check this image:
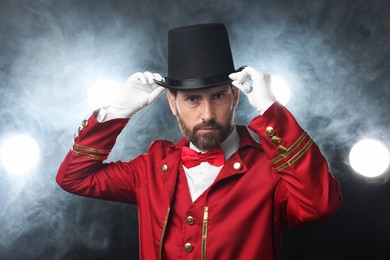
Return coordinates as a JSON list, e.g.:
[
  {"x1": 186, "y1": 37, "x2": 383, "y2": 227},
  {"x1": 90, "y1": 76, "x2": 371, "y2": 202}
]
[
  {"x1": 167, "y1": 90, "x2": 177, "y2": 116},
  {"x1": 232, "y1": 85, "x2": 239, "y2": 108}
]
